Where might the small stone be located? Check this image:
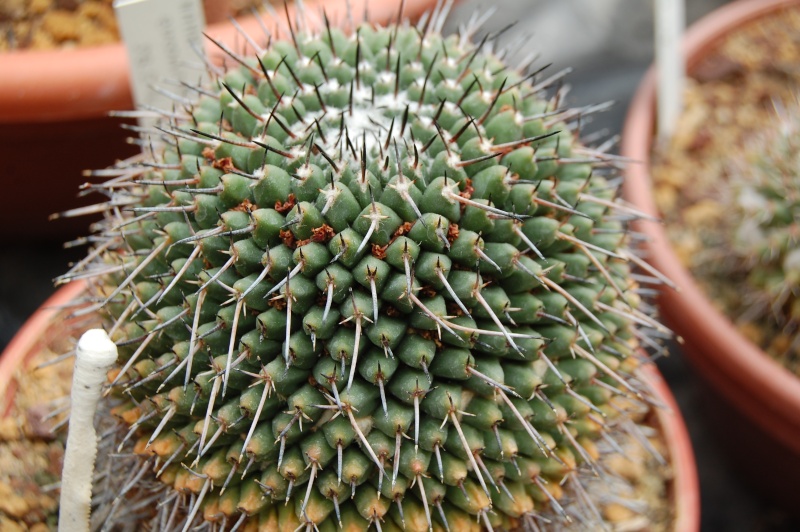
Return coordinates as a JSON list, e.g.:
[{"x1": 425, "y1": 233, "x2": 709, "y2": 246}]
[
  {"x1": 605, "y1": 453, "x2": 644, "y2": 483},
  {"x1": 604, "y1": 502, "x2": 635, "y2": 523},
  {"x1": 24, "y1": 404, "x2": 56, "y2": 440},
  {"x1": 0, "y1": 484, "x2": 30, "y2": 518},
  {"x1": 683, "y1": 199, "x2": 723, "y2": 228},
  {"x1": 54, "y1": 0, "x2": 78, "y2": 9},
  {"x1": 80, "y1": 27, "x2": 116, "y2": 46},
  {"x1": 769, "y1": 333, "x2": 792, "y2": 355},
  {"x1": 28, "y1": 29, "x2": 55, "y2": 50},
  {"x1": 78, "y1": 0, "x2": 118, "y2": 42},
  {"x1": 0, "y1": 418, "x2": 22, "y2": 442},
  {"x1": 0, "y1": 517, "x2": 25, "y2": 532},
  {"x1": 653, "y1": 184, "x2": 677, "y2": 213},
  {"x1": 737, "y1": 321, "x2": 764, "y2": 346},
  {"x1": 0, "y1": 0, "x2": 25, "y2": 22},
  {"x1": 41, "y1": 9, "x2": 82, "y2": 42},
  {"x1": 28, "y1": 0, "x2": 52, "y2": 16}
]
